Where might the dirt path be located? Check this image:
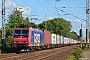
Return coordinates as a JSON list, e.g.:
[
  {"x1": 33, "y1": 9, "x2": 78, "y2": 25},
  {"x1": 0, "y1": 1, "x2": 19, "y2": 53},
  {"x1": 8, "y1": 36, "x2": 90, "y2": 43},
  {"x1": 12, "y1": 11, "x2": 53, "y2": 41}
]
[{"x1": 80, "y1": 49, "x2": 90, "y2": 60}]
